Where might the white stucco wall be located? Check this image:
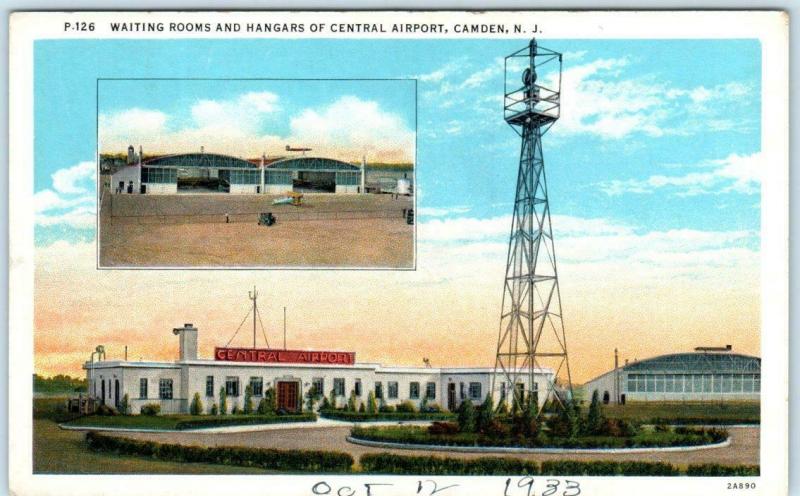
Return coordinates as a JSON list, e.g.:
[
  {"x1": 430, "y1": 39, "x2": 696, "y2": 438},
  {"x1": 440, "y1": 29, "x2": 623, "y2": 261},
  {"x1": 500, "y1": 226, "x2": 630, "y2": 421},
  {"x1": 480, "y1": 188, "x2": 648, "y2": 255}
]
[
  {"x1": 111, "y1": 165, "x2": 141, "y2": 194},
  {"x1": 143, "y1": 183, "x2": 177, "y2": 194}
]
